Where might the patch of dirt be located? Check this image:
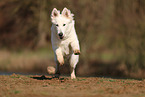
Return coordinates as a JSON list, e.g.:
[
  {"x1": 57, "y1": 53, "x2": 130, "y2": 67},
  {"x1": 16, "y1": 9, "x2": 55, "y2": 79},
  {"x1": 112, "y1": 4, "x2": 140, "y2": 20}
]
[{"x1": 0, "y1": 74, "x2": 145, "y2": 97}]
